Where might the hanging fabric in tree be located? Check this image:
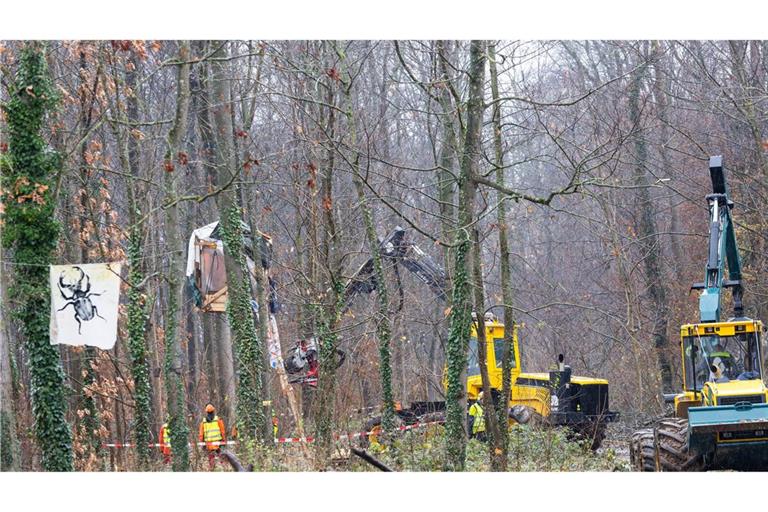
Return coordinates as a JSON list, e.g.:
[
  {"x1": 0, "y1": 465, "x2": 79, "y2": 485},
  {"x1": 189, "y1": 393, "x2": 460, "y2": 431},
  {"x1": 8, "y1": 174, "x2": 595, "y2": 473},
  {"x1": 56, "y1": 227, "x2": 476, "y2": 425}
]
[{"x1": 49, "y1": 262, "x2": 122, "y2": 349}]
